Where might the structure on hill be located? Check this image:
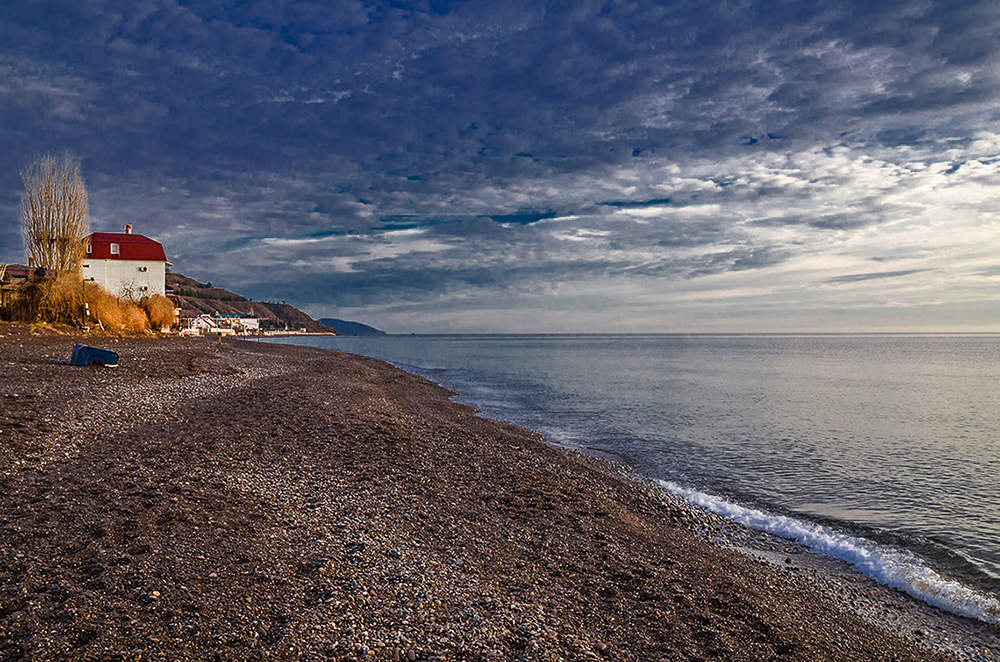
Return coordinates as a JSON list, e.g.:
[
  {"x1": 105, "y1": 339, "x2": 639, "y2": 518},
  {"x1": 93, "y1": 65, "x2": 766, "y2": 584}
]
[{"x1": 82, "y1": 225, "x2": 170, "y2": 299}]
